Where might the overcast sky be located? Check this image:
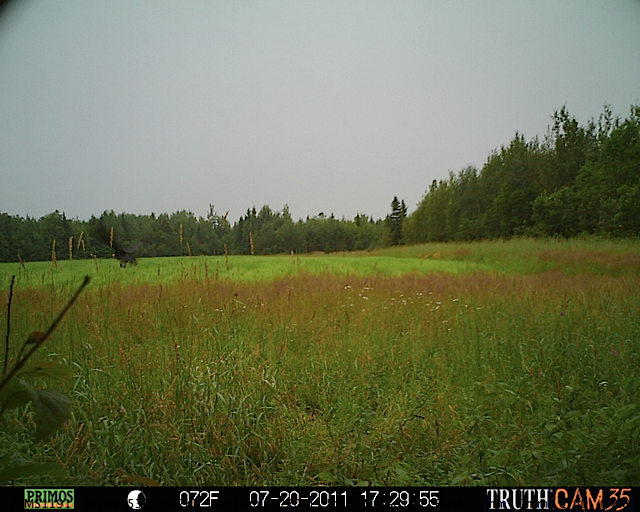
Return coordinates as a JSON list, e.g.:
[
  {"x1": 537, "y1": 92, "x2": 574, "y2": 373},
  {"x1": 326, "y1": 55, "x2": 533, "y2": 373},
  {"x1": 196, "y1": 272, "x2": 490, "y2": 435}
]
[{"x1": 1, "y1": 1, "x2": 639, "y2": 223}]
